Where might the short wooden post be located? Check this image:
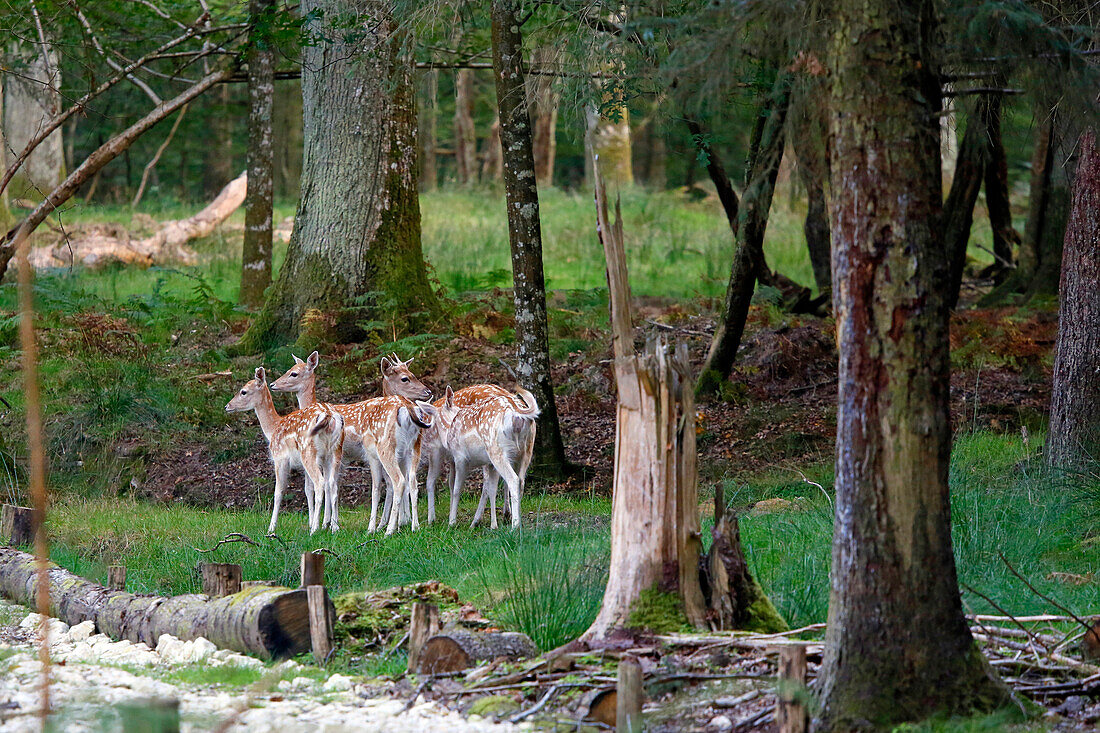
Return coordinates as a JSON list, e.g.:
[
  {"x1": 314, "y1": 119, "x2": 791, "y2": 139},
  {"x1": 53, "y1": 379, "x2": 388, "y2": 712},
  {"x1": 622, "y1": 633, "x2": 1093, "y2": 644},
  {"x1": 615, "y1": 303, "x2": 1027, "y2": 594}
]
[
  {"x1": 200, "y1": 562, "x2": 242, "y2": 597},
  {"x1": 107, "y1": 566, "x2": 126, "y2": 591},
  {"x1": 300, "y1": 551, "x2": 324, "y2": 588},
  {"x1": 118, "y1": 697, "x2": 180, "y2": 732},
  {"x1": 777, "y1": 646, "x2": 808, "y2": 733},
  {"x1": 307, "y1": 584, "x2": 333, "y2": 664},
  {"x1": 1, "y1": 505, "x2": 35, "y2": 547},
  {"x1": 616, "y1": 656, "x2": 643, "y2": 733},
  {"x1": 407, "y1": 601, "x2": 440, "y2": 672}
]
